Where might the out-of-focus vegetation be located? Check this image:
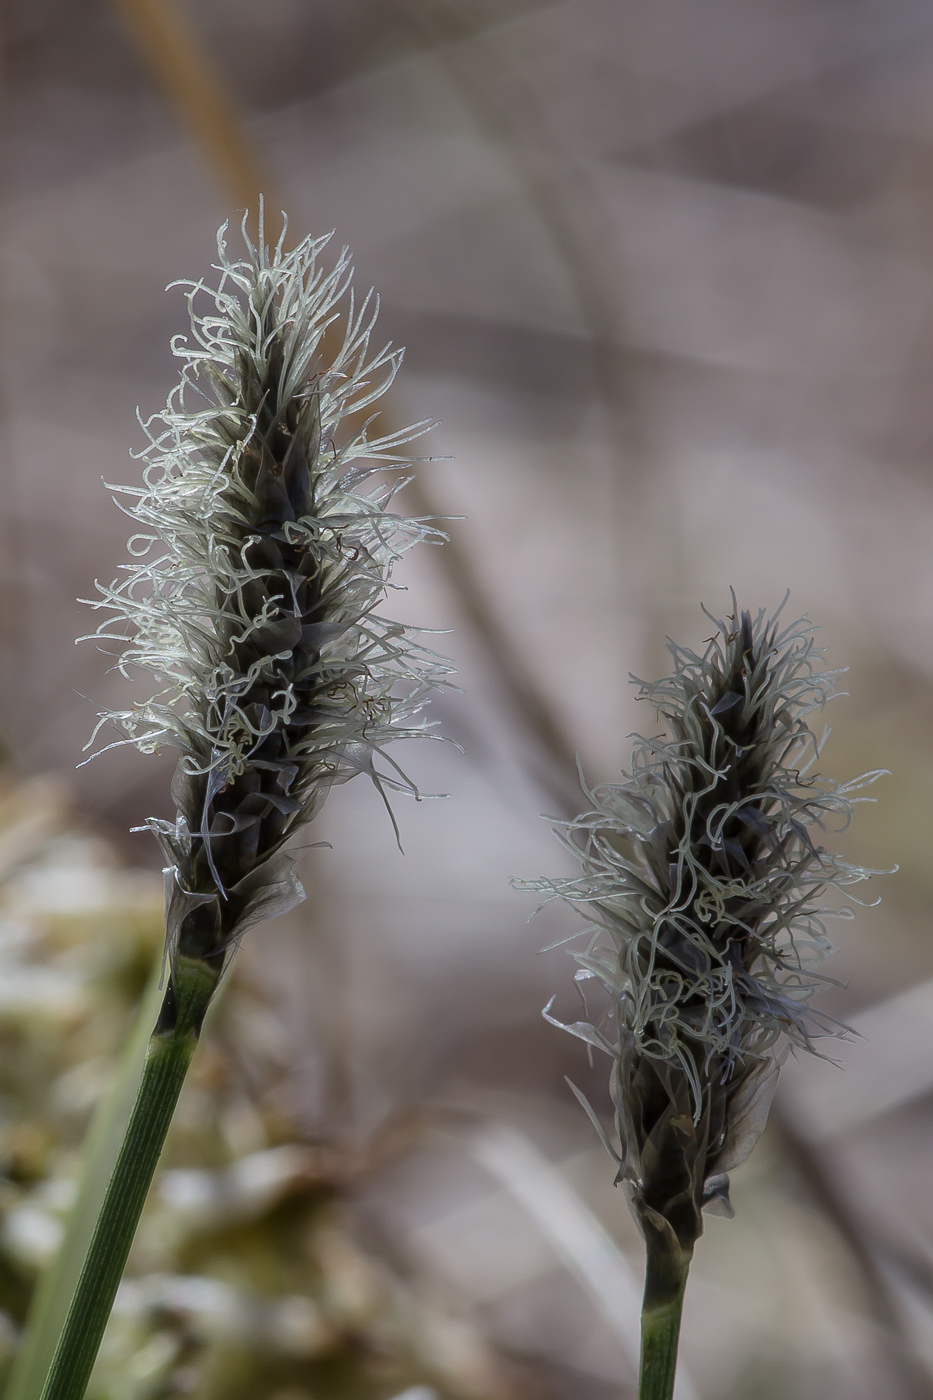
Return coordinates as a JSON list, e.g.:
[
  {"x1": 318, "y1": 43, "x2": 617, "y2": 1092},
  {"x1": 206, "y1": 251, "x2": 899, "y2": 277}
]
[{"x1": 0, "y1": 775, "x2": 522, "y2": 1400}]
